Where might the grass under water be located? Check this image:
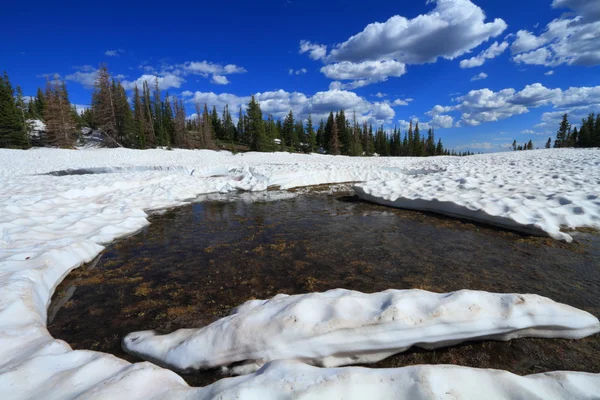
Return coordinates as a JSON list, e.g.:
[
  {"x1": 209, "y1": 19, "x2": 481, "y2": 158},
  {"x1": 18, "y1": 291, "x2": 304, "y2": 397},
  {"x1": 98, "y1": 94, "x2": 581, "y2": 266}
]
[{"x1": 48, "y1": 191, "x2": 600, "y2": 387}]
